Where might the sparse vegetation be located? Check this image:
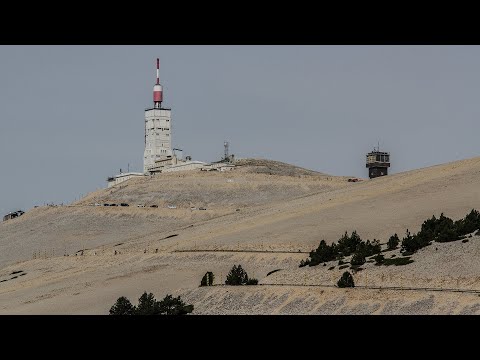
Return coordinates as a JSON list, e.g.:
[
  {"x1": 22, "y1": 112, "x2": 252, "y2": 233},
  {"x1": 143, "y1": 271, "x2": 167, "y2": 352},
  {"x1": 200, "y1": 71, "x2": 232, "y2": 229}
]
[
  {"x1": 350, "y1": 252, "x2": 366, "y2": 266},
  {"x1": 387, "y1": 234, "x2": 400, "y2": 250},
  {"x1": 109, "y1": 292, "x2": 194, "y2": 315},
  {"x1": 304, "y1": 210, "x2": 480, "y2": 268},
  {"x1": 305, "y1": 240, "x2": 337, "y2": 267},
  {"x1": 401, "y1": 210, "x2": 480, "y2": 254},
  {"x1": 382, "y1": 257, "x2": 414, "y2": 266},
  {"x1": 337, "y1": 271, "x2": 355, "y2": 288},
  {"x1": 200, "y1": 271, "x2": 214, "y2": 286},
  {"x1": 301, "y1": 232, "x2": 381, "y2": 267},
  {"x1": 225, "y1": 265, "x2": 257, "y2": 285},
  {"x1": 374, "y1": 254, "x2": 385, "y2": 265}
]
